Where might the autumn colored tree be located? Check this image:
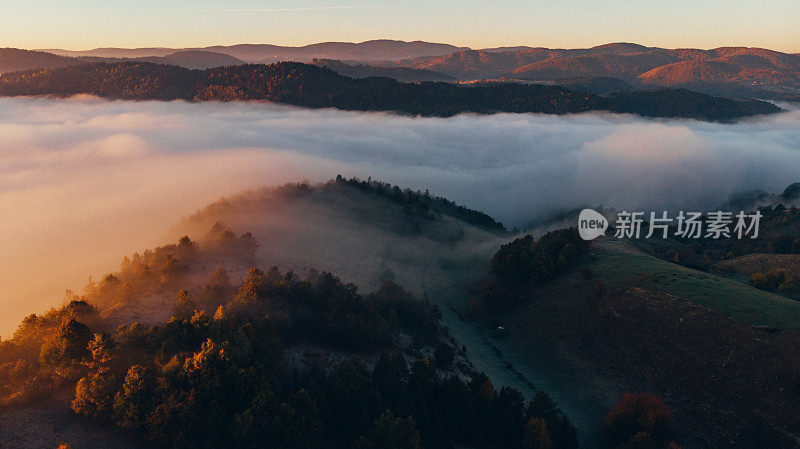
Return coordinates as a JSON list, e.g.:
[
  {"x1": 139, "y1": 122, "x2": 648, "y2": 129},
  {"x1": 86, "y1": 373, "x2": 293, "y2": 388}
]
[
  {"x1": 171, "y1": 290, "x2": 197, "y2": 321},
  {"x1": 604, "y1": 393, "x2": 676, "y2": 449},
  {"x1": 39, "y1": 319, "x2": 93, "y2": 367},
  {"x1": 72, "y1": 333, "x2": 117, "y2": 418},
  {"x1": 201, "y1": 266, "x2": 233, "y2": 307},
  {"x1": 233, "y1": 268, "x2": 267, "y2": 306},
  {"x1": 113, "y1": 365, "x2": 158, "y2": 430},
  {"x1": 524, "y1": 417, "x2": 553, "y2": 449}
]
